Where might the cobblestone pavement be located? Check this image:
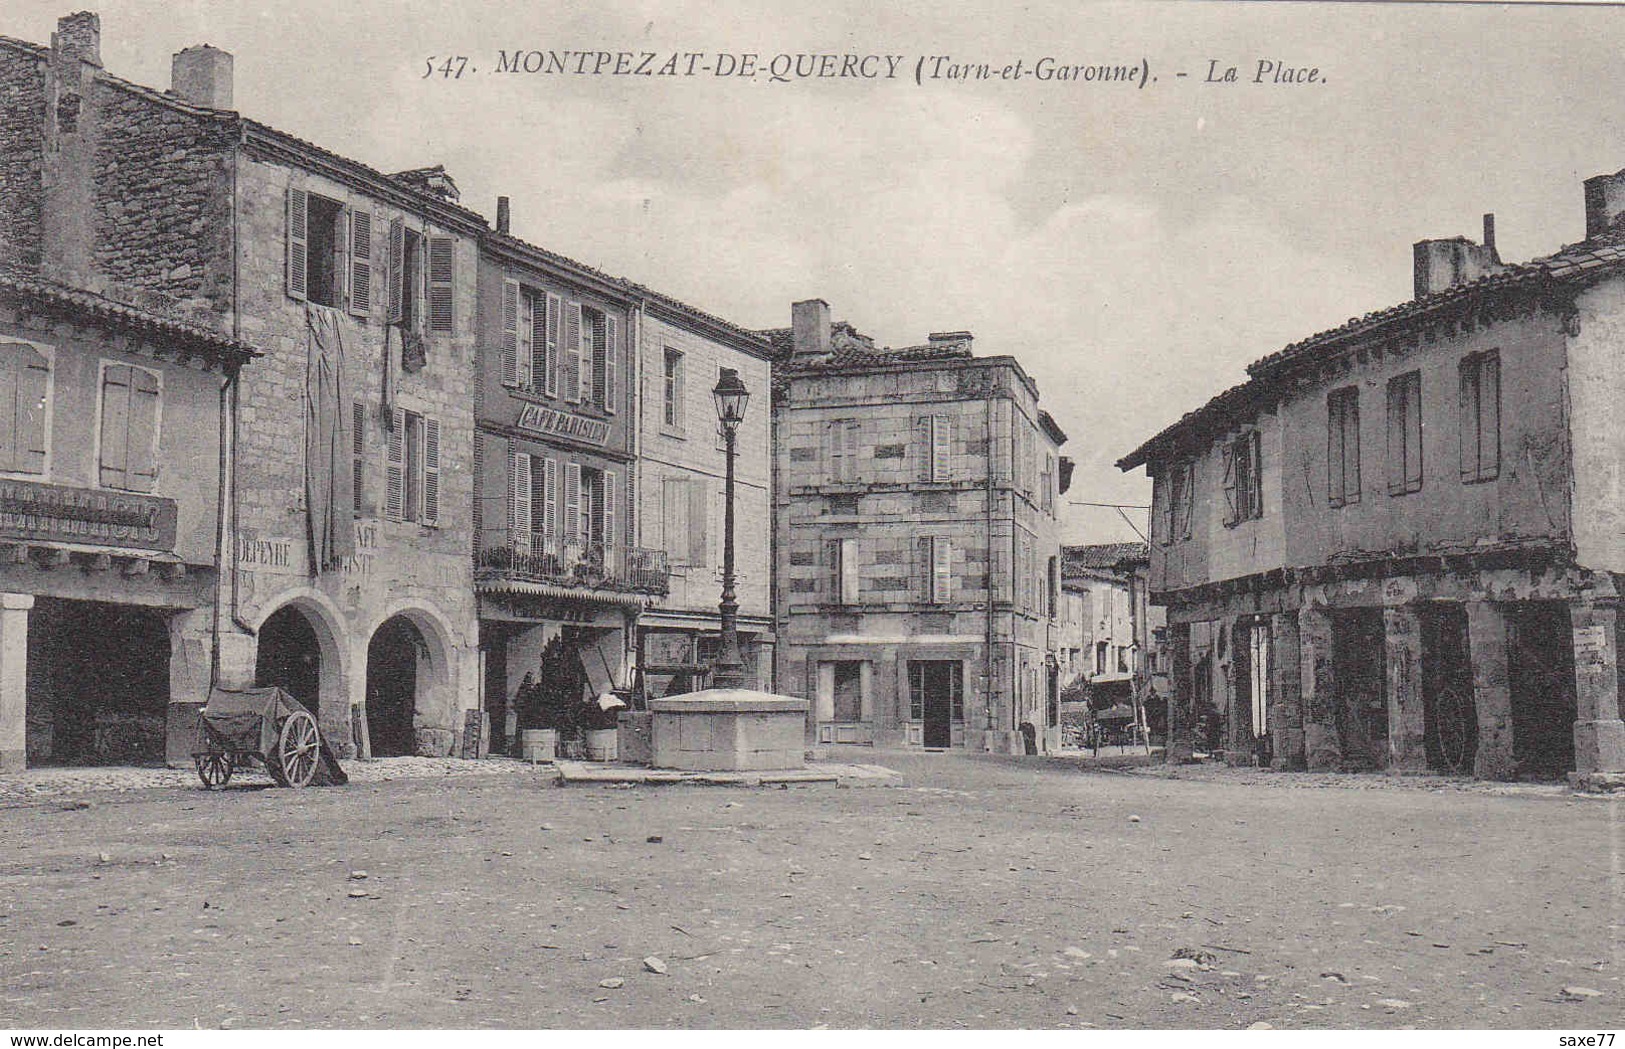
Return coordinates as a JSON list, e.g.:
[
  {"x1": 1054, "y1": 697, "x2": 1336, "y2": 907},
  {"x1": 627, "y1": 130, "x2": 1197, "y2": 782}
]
[{"x1": 0, "y1": 748, "x2": 1618, "y2": 1029}]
